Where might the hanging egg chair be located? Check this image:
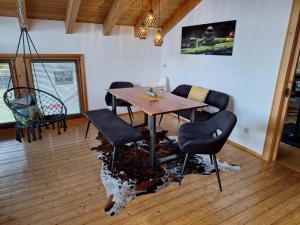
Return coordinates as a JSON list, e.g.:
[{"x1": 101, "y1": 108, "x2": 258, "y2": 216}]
[
  {"x1": 3, "y1": 86, "x2": 67, "y2": 142},
  {"x1": 3, "y1": 6, "x2": 67, "y2": 142}
]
